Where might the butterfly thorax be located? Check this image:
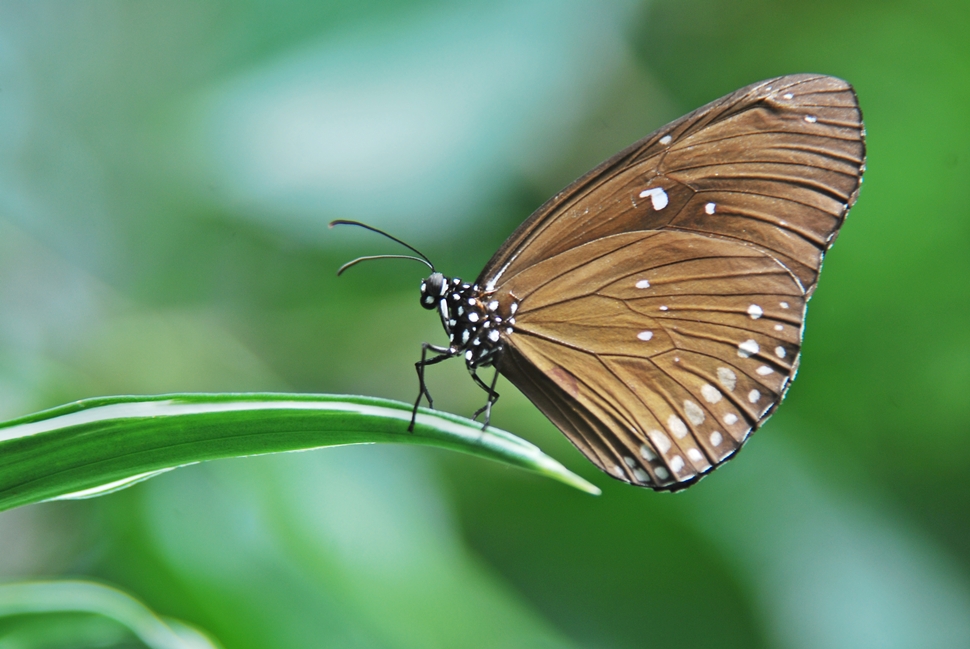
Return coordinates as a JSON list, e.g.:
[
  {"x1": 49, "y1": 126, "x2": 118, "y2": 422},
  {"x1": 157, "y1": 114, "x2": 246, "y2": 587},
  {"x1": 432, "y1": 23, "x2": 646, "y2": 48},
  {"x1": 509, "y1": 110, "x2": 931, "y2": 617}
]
[{"x1": 419, "y1": 272, "x2": 515, "y2": 368}]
